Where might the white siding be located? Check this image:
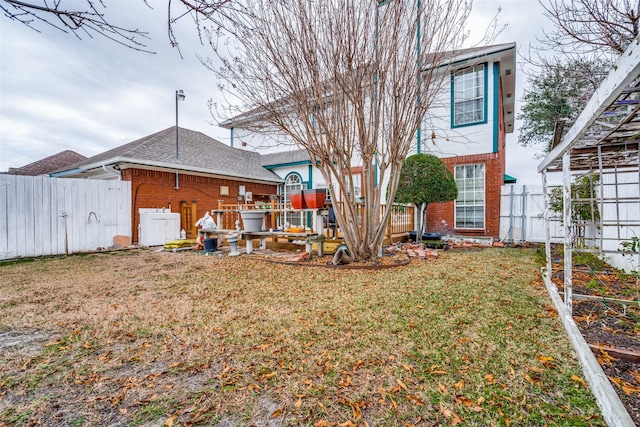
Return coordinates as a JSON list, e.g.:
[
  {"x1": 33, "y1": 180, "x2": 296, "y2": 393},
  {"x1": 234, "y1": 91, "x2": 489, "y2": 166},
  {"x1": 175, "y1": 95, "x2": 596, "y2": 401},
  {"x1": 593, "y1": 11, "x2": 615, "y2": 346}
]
[{"x1": 418, "y1": 61, "x2": 497, "y2": 158}]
